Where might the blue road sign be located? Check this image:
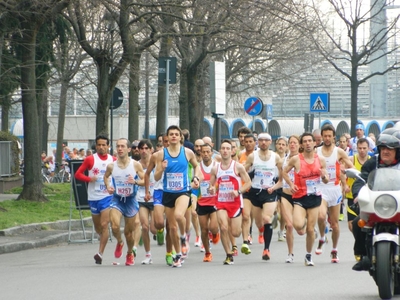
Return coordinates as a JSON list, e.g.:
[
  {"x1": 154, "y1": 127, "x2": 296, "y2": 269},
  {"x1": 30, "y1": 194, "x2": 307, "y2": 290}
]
[
  {"x1": 310, "y1": 93, "x2": 330, "y2": 113},
  {"x1": 244, "y1": 97, "x2": 263, "y2": 116}
]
